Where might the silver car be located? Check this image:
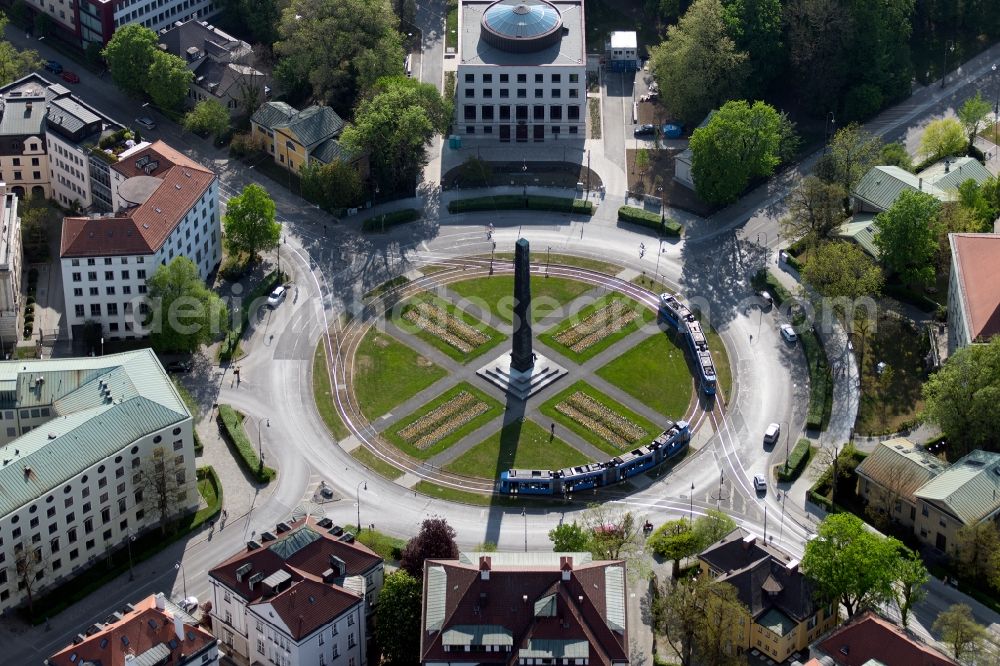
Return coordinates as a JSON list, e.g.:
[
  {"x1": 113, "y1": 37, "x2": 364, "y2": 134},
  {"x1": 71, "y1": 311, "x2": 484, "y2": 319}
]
[{"x1": 135, "y1": 116, "x2": 156, "y2": 130}]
